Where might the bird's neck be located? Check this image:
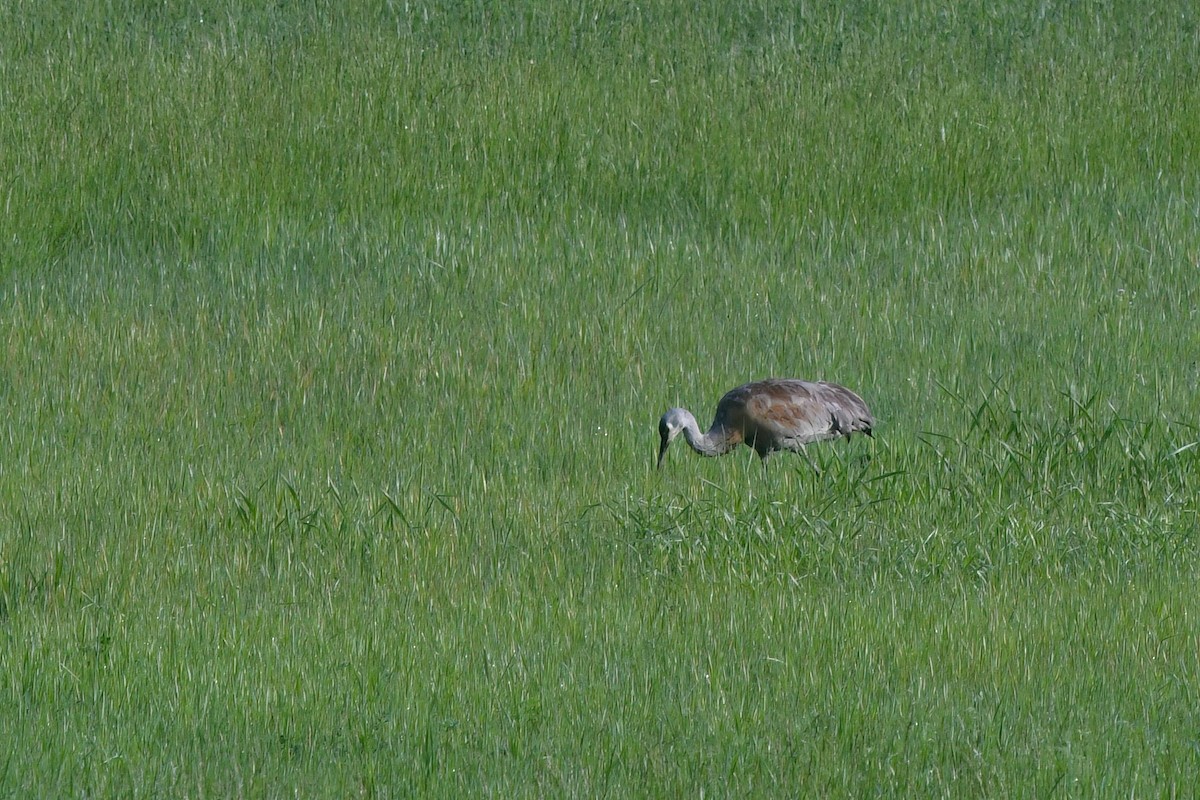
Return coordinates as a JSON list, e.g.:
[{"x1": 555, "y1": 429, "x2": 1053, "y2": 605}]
[{"x1": 681, "y1": 415, "x2": 726, "y2": 457}]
